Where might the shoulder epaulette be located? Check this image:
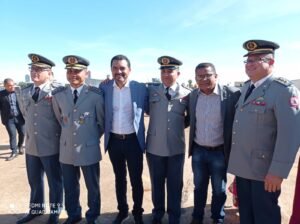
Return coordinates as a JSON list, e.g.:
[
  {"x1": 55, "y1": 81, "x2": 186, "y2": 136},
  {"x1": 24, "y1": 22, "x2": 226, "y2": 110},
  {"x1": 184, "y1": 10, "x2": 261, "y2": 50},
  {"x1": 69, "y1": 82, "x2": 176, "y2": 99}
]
[
  {"x1": 50, "y1": 80, "x2": 64, "y2": 88},
  {"x1": 52, "y1": 86, "x2": 66, "y2": 95},
  {"x1": 22, "y1": 83, "x2": 33, "y2": 90},
  {"x1": 274, "y1": 77, "x2": 292, "y2": 87},
  {"x1": 244, "y1": 80, "x2": 251, "y2": 85},
  {"x1": 146, "y1": 82, "x2": 161, "y2": 87},
  {"x1": 88, "y1": 86, "x2": 102, "y2": 95},
  {"x1": 148, "y1": 84, "x2": 161, "y2": 95}
]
